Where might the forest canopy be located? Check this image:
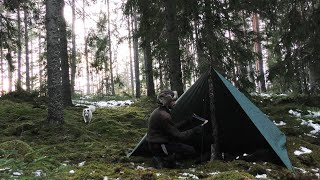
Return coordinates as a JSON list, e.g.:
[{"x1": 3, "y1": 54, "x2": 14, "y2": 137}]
[{"x1": 0, "y1": 0, "x2": 320, "y2": 121}]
